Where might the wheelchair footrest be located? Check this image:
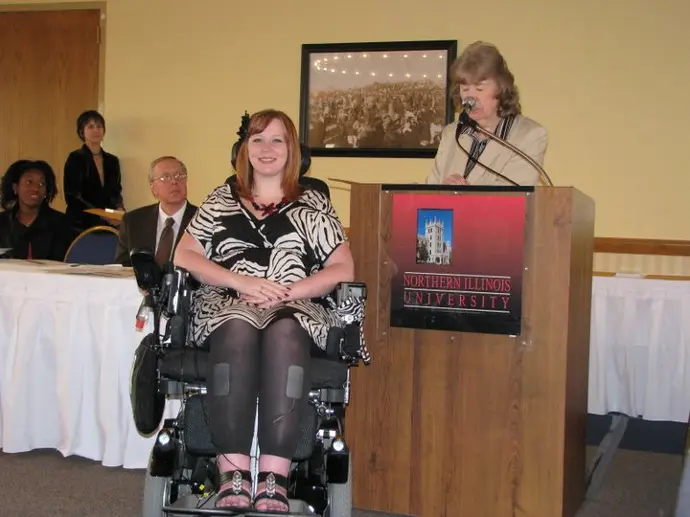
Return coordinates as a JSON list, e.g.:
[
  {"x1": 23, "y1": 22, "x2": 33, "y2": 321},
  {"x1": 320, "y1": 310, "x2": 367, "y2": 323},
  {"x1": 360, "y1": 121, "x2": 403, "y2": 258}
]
[
  {"x1": 164, "y1": 495, "x2": 317, "y2": 516},
  {"x1": 182, "y1": 394, "x2": 319, "y2": 461}
]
